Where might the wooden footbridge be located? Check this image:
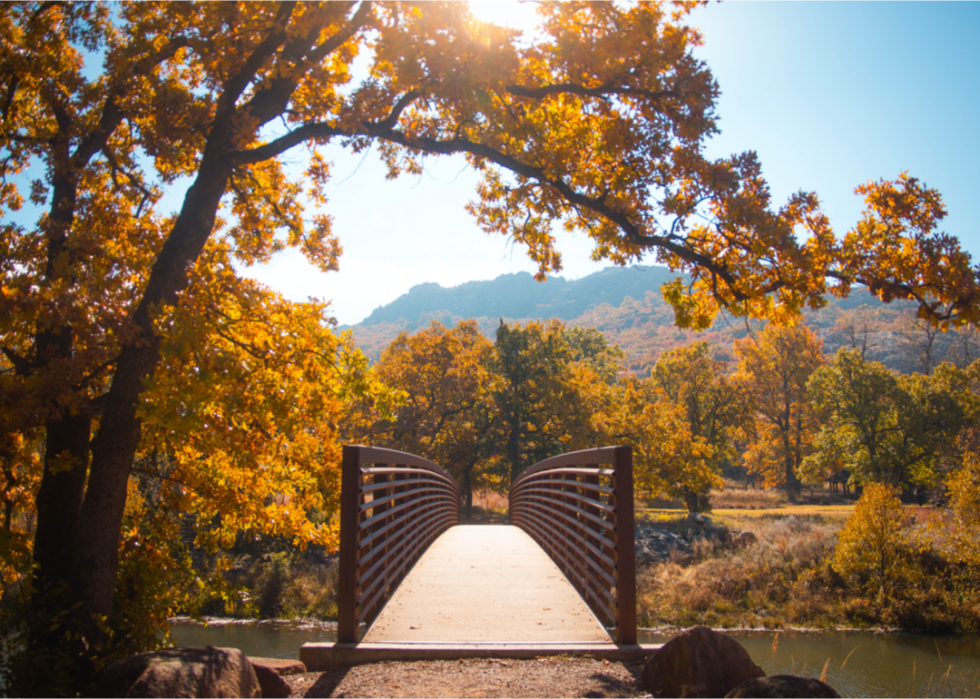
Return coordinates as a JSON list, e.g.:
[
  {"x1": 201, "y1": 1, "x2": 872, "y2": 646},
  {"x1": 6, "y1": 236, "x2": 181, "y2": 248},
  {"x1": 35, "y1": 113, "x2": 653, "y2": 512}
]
[{"x1": 301, "y1": 445, "x2": 658, "y2": 669}]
